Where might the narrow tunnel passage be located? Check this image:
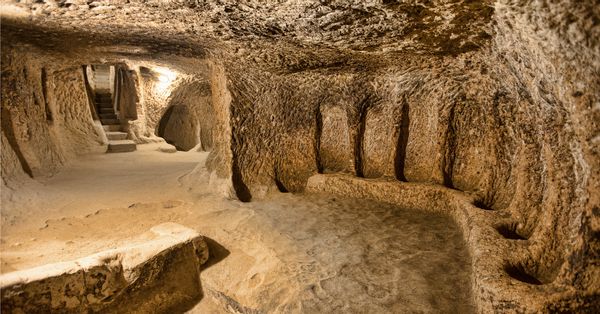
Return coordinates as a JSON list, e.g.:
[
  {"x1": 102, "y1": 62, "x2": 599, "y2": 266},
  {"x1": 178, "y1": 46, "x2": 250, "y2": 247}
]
[{"x1": 0, "y1": 1, "x2": 598, "y2": 313}]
